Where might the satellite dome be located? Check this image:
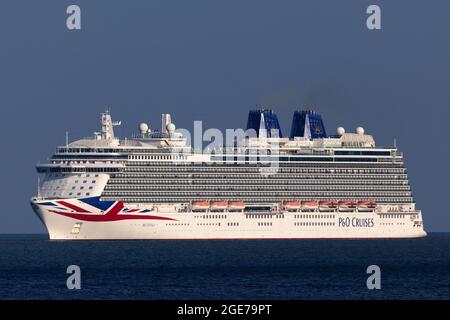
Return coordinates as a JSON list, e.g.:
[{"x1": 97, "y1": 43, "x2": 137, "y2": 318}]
[
  {"x1": 139, "y1": 123, "x2": 149, "y2": 134},
  {"x1": 356, "y1": 127, "x2": 365, "y2": 135},
  {"x1": 166, "y1": 123, "x2": 176, "y2": 134},
  {"x1": 337, "y1": 127, "x2": 345, "y2": 136}
]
